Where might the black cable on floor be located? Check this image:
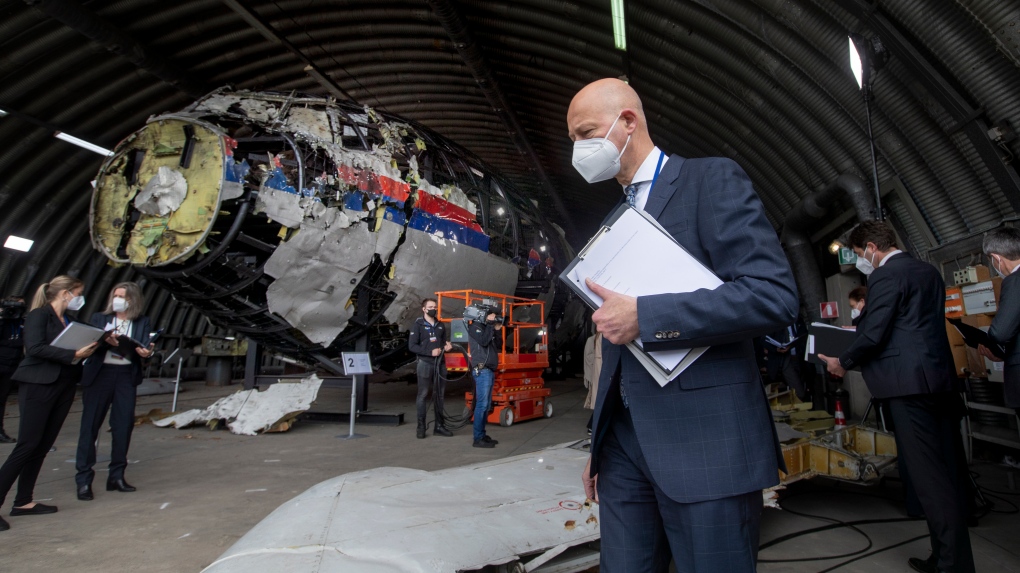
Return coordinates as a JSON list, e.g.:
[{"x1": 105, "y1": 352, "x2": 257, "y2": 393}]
[
  {"x1": 814, "y1": 533, "x2": 929, "y2": 573},
  {"x1": 758, "y1": 489, "x2": 923, "y2": 564}
]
